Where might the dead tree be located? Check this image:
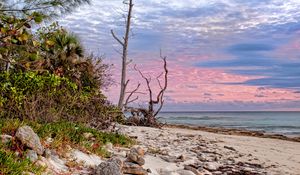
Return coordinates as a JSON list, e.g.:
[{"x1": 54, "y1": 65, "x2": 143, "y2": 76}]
[
  {"x1": 111, "y1": 0, "x2": 134, "y2": 110},
  {"x1": 125, "y1": 53, "x2": 168, "y2": 127}
]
